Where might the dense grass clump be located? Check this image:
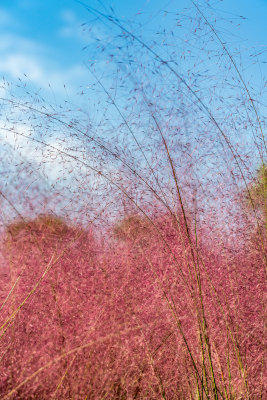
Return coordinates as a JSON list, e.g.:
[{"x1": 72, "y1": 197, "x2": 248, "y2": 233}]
[{"x1": 0, "y1": 212, "x2": 265, "y2": 399}]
